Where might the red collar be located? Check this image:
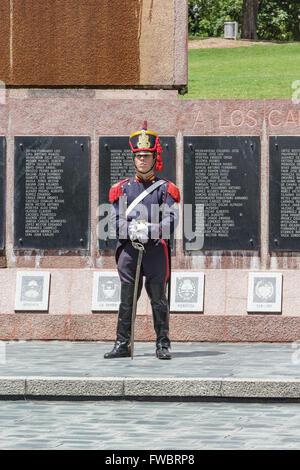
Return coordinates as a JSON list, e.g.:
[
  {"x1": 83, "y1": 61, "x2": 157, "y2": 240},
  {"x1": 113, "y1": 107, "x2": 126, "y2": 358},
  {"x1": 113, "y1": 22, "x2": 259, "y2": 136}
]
[{"x1": 135, "y1": 174, "x2": 156, "y2": 183}]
